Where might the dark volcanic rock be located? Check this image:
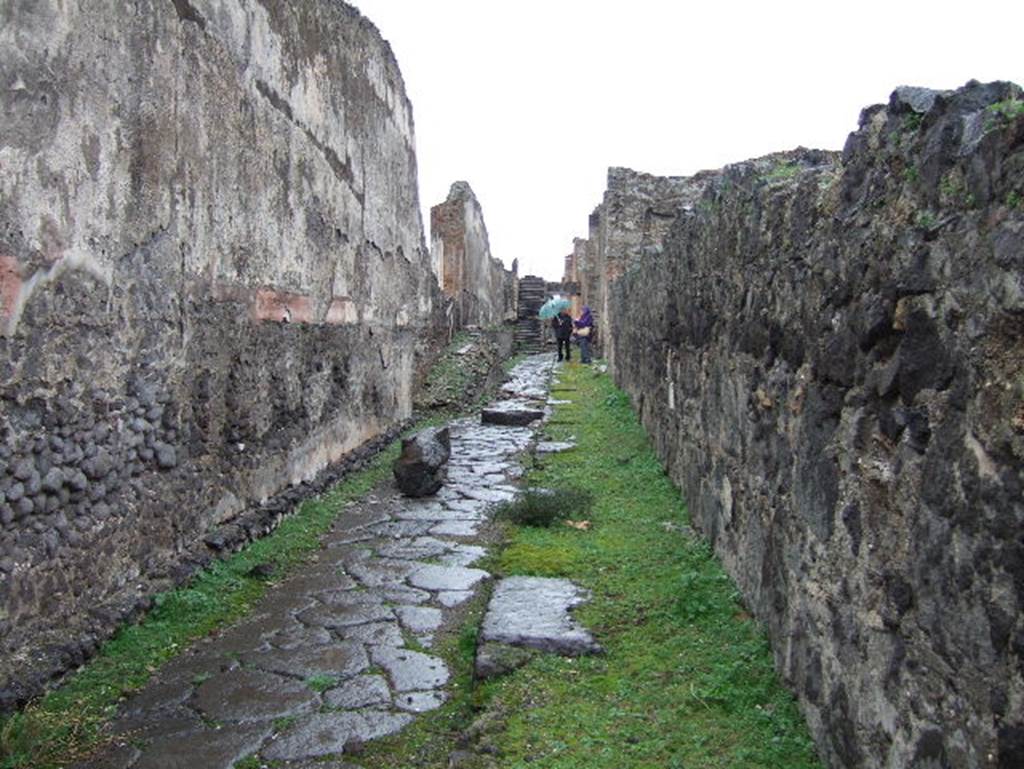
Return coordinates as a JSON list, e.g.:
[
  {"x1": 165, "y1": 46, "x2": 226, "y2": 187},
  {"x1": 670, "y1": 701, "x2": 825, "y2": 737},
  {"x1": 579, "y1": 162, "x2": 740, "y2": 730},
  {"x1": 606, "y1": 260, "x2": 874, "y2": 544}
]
[
  {"x1": 480, "y1": 401, "x2": 545, "y2": 426},
  {"x1": 393, "y1": 427, "x2": 451, "y2": 497}
]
